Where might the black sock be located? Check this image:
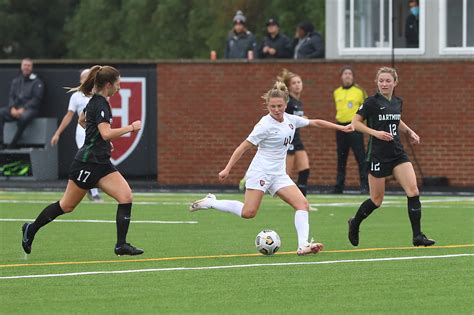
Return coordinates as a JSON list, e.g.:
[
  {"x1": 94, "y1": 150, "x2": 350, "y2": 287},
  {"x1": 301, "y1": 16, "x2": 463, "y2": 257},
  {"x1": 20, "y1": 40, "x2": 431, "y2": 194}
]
[
  {"x1": 407, "y1": 195, "x2": 422, "y2": 237},
  {"x1": 353, "y1": 199, "x2": 379, "y2": 226},
  {"x1": 116, "y1": 203, "x2": 132, "y2": 245},
  {"x1": 29, "y1": 201, "x2": 64, "y2": 236},
  {"x1": 297, "y1": 168, "x2": 310, "y2": 196}
]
